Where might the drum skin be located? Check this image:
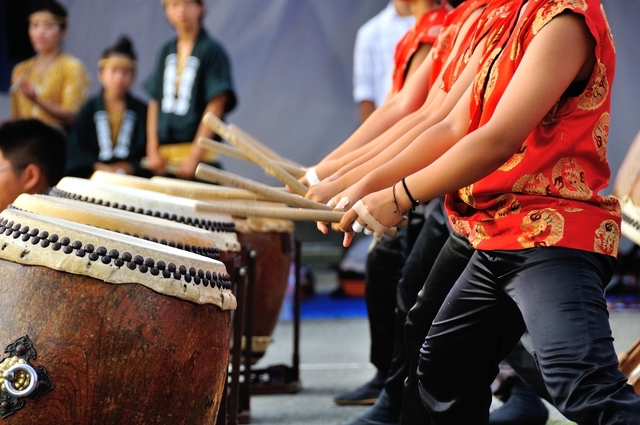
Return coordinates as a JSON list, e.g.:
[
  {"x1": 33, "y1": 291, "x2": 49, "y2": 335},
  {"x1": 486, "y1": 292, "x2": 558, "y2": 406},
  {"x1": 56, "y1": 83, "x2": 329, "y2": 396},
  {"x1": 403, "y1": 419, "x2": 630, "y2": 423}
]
[
  {"x1": 219, "y1": 229, "x2": 291, "y2": 362},
  {"x1": 0, "y1": 258, "x2": 231, "y2": 425}
]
